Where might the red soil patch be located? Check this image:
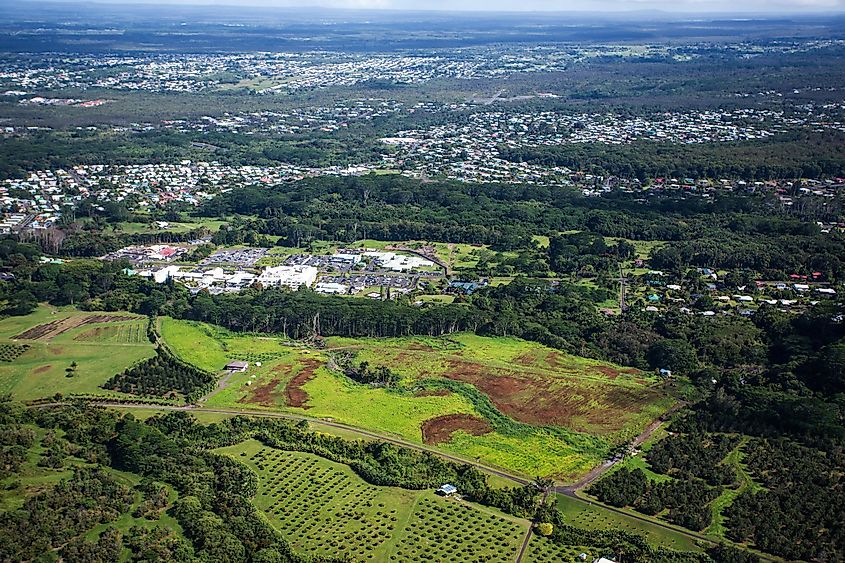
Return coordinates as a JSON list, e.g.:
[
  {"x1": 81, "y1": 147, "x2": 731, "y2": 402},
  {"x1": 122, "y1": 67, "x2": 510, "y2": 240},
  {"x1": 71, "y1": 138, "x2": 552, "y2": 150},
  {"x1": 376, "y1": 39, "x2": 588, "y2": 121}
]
[
  {"x1": 442, "y1": 359, "x2": 662, "y2": 434},
  {"x1": 414, "y1": 388, "x2": 451, "y2": 397},
  {"x1": 513, "y1": 352, "x2": 537, "y2": 367},
  {"x1": 283, "y1": 359, "x2": 322, "y2": 409},
  {"x1": 14, "y1": 315, "x2": 136, "y2": 341},
  {"x1": 406, "y1": 343, "x2": 436, "y2": 352},
  {"x1": 243, "y1": 378, "x2": 282, "y2": 407},
  {"x1": 32, "y1": 364, "x2": 52, "y2": 375},
  {"x1": 421, "y1": 414, "x2": 493, "y2": 445},
  {"x1": 594, "y1": 366, "x2": 620, "y2": 380},
  {"x1": 546, "y1": 351, "x2": 564, "y2": 369}
]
